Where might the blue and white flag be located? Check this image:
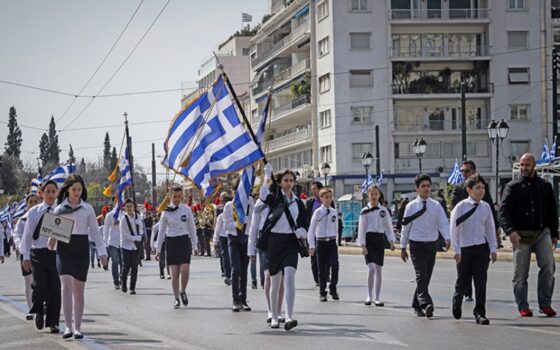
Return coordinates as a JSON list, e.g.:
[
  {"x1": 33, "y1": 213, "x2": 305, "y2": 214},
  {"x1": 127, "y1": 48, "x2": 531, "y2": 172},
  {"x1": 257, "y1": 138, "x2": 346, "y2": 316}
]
[
  {"x1": 242, "y1": 12, "x2": 252, "y2": 22},
  {"x1": 114, "y1": 145, "x2": 132, "y2": 219},
  {"x1": 31, "y1": 177, "x2": 43, "y2": 195},
  {"x1": 0, "y1": 205, "x2": 10, "y2": 223},
  {"x1": 361, "y1": 174, "x2": 374, "y2": 194},
  {"x1": 376, "y1": 172, "x2": 384, "y2": 187},
  {"x1": 541, "y1": 140, "x2": 550, "y2": 161},
  {"x1": 447, "y1": 159, "x2": 464, "y2": 185},
  {"x1": 11, "y1": 199, "x2": 26, "y2": 222},
  {"x1": 550, "y1": 137, "x2": 557, "y2": 159},
  {"x1": 163, "y1": 75, "x2": 265, "y2": 197},
  {"x1": 233, "y1": 94, "x2": 271, "y2": 224},
  {"x1": 45, "y1": 163, "x2": 76, "y2": 187}
]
